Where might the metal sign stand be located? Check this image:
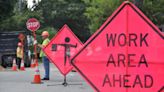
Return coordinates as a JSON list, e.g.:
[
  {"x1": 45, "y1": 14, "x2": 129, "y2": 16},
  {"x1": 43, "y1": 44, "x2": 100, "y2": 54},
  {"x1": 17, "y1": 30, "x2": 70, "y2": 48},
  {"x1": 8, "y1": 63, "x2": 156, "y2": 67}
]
[{"x1": 47, "y1": 37, "x2": 81, "y2": 87}]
